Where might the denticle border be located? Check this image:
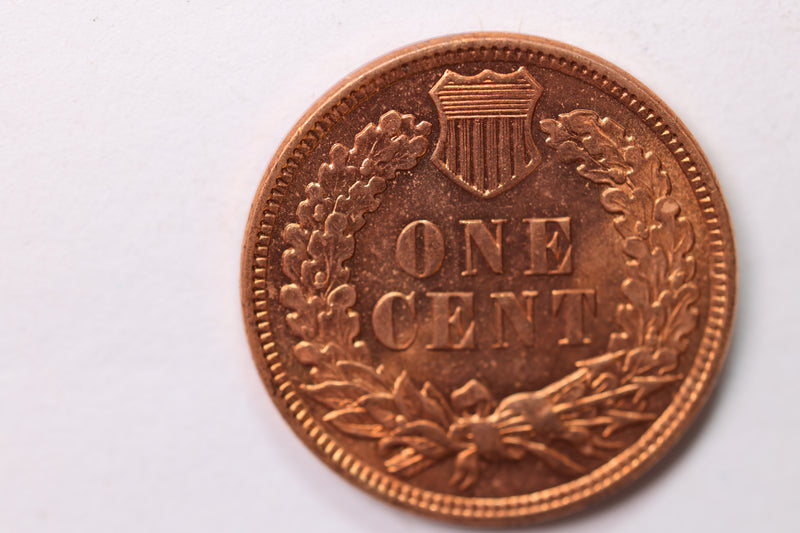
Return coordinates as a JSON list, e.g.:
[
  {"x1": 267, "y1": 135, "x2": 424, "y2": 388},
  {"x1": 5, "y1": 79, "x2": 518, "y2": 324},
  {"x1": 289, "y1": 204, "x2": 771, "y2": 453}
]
[{"x1": 243, "y1": 35, "x2": 733, "y2": 524}]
